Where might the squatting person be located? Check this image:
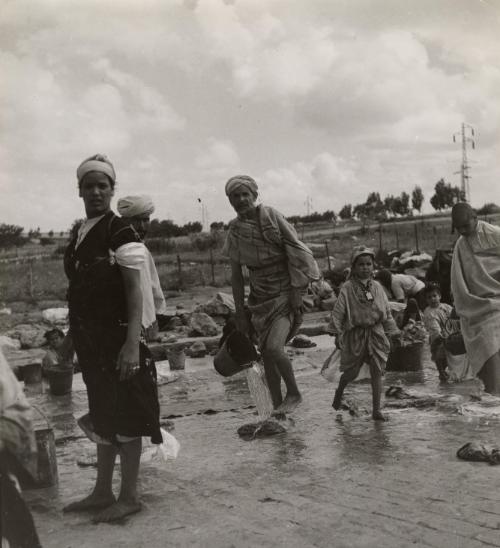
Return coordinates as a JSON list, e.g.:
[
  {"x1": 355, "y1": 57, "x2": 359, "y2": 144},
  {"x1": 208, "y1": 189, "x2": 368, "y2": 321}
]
[
  {"x1": 223, "y1": 175, "x2": 319, "y2": 414},
  {"x1": 63, "y1": 154, "x2": 162, "y2": 522}
]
